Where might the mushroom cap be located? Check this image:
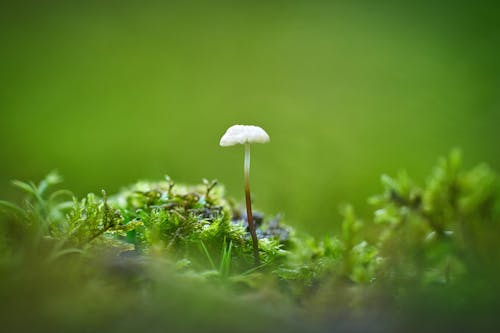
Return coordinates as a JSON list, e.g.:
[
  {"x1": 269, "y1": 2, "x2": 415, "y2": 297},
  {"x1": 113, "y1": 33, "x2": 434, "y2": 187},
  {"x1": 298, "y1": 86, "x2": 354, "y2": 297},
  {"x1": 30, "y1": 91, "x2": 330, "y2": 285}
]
[{"x1": 219, "y1": 125, "x2": 270, "y2": 147}]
